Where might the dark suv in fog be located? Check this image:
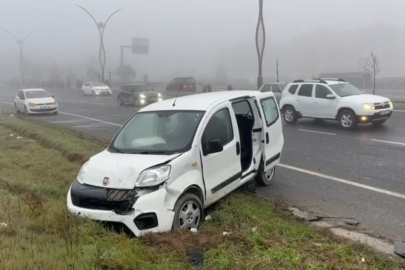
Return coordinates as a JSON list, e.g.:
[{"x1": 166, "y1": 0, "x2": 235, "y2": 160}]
[{"x1": 166, "y1": 77, "x2": 196, "y2": 92}]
